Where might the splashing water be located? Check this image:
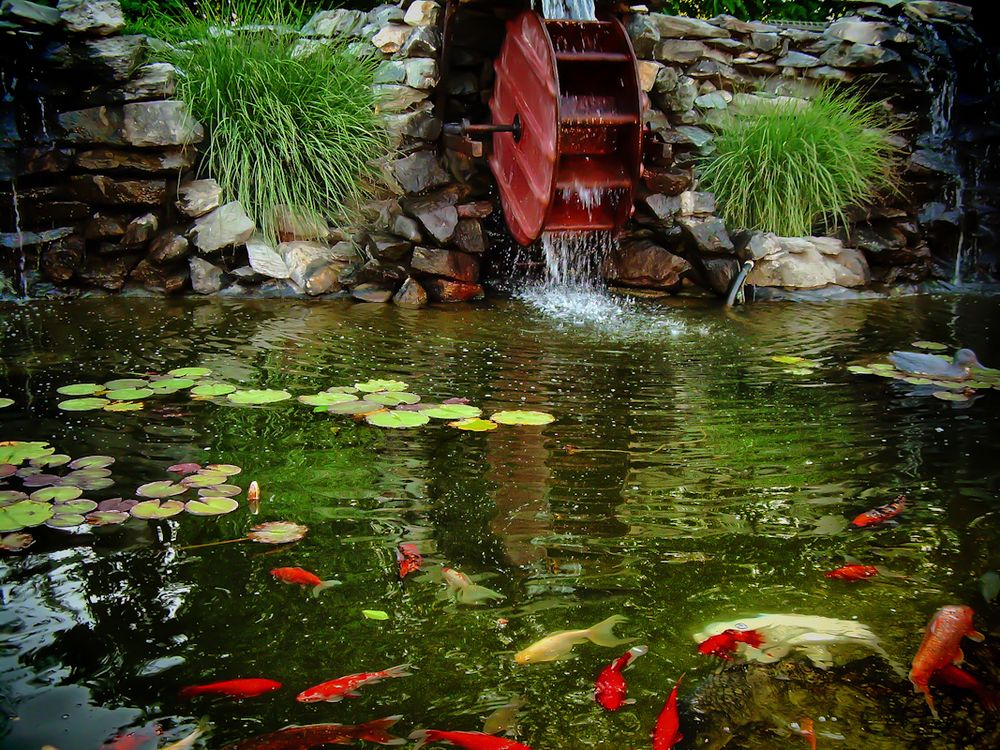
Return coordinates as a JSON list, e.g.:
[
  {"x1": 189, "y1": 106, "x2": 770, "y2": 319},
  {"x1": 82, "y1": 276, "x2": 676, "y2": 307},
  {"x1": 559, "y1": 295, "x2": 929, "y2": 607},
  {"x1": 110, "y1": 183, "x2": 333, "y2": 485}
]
[
  {"x1": 539, "y1": 0, "x2": 597, "y2": 21},
  {"x1": 11, "y1": 180, "x2": 26, "y2": 298}
]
